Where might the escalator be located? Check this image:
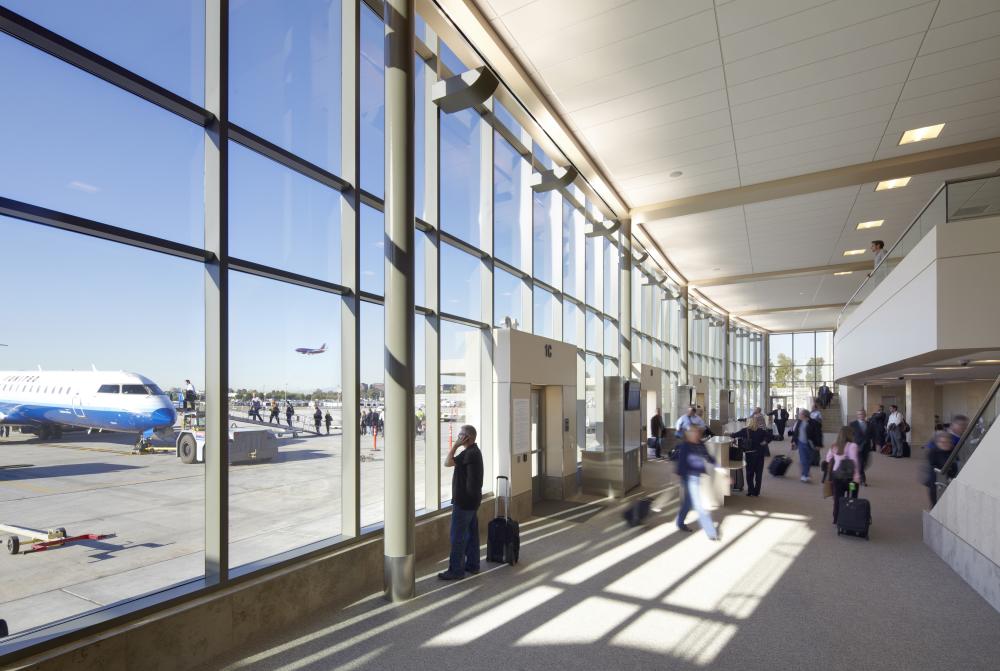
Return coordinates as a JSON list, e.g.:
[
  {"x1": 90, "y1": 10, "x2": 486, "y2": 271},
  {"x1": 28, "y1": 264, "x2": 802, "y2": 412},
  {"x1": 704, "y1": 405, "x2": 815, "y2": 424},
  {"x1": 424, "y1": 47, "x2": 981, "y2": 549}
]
[{"x1": 934, "y1": 374, "x2": 1000, "y2": 503}]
